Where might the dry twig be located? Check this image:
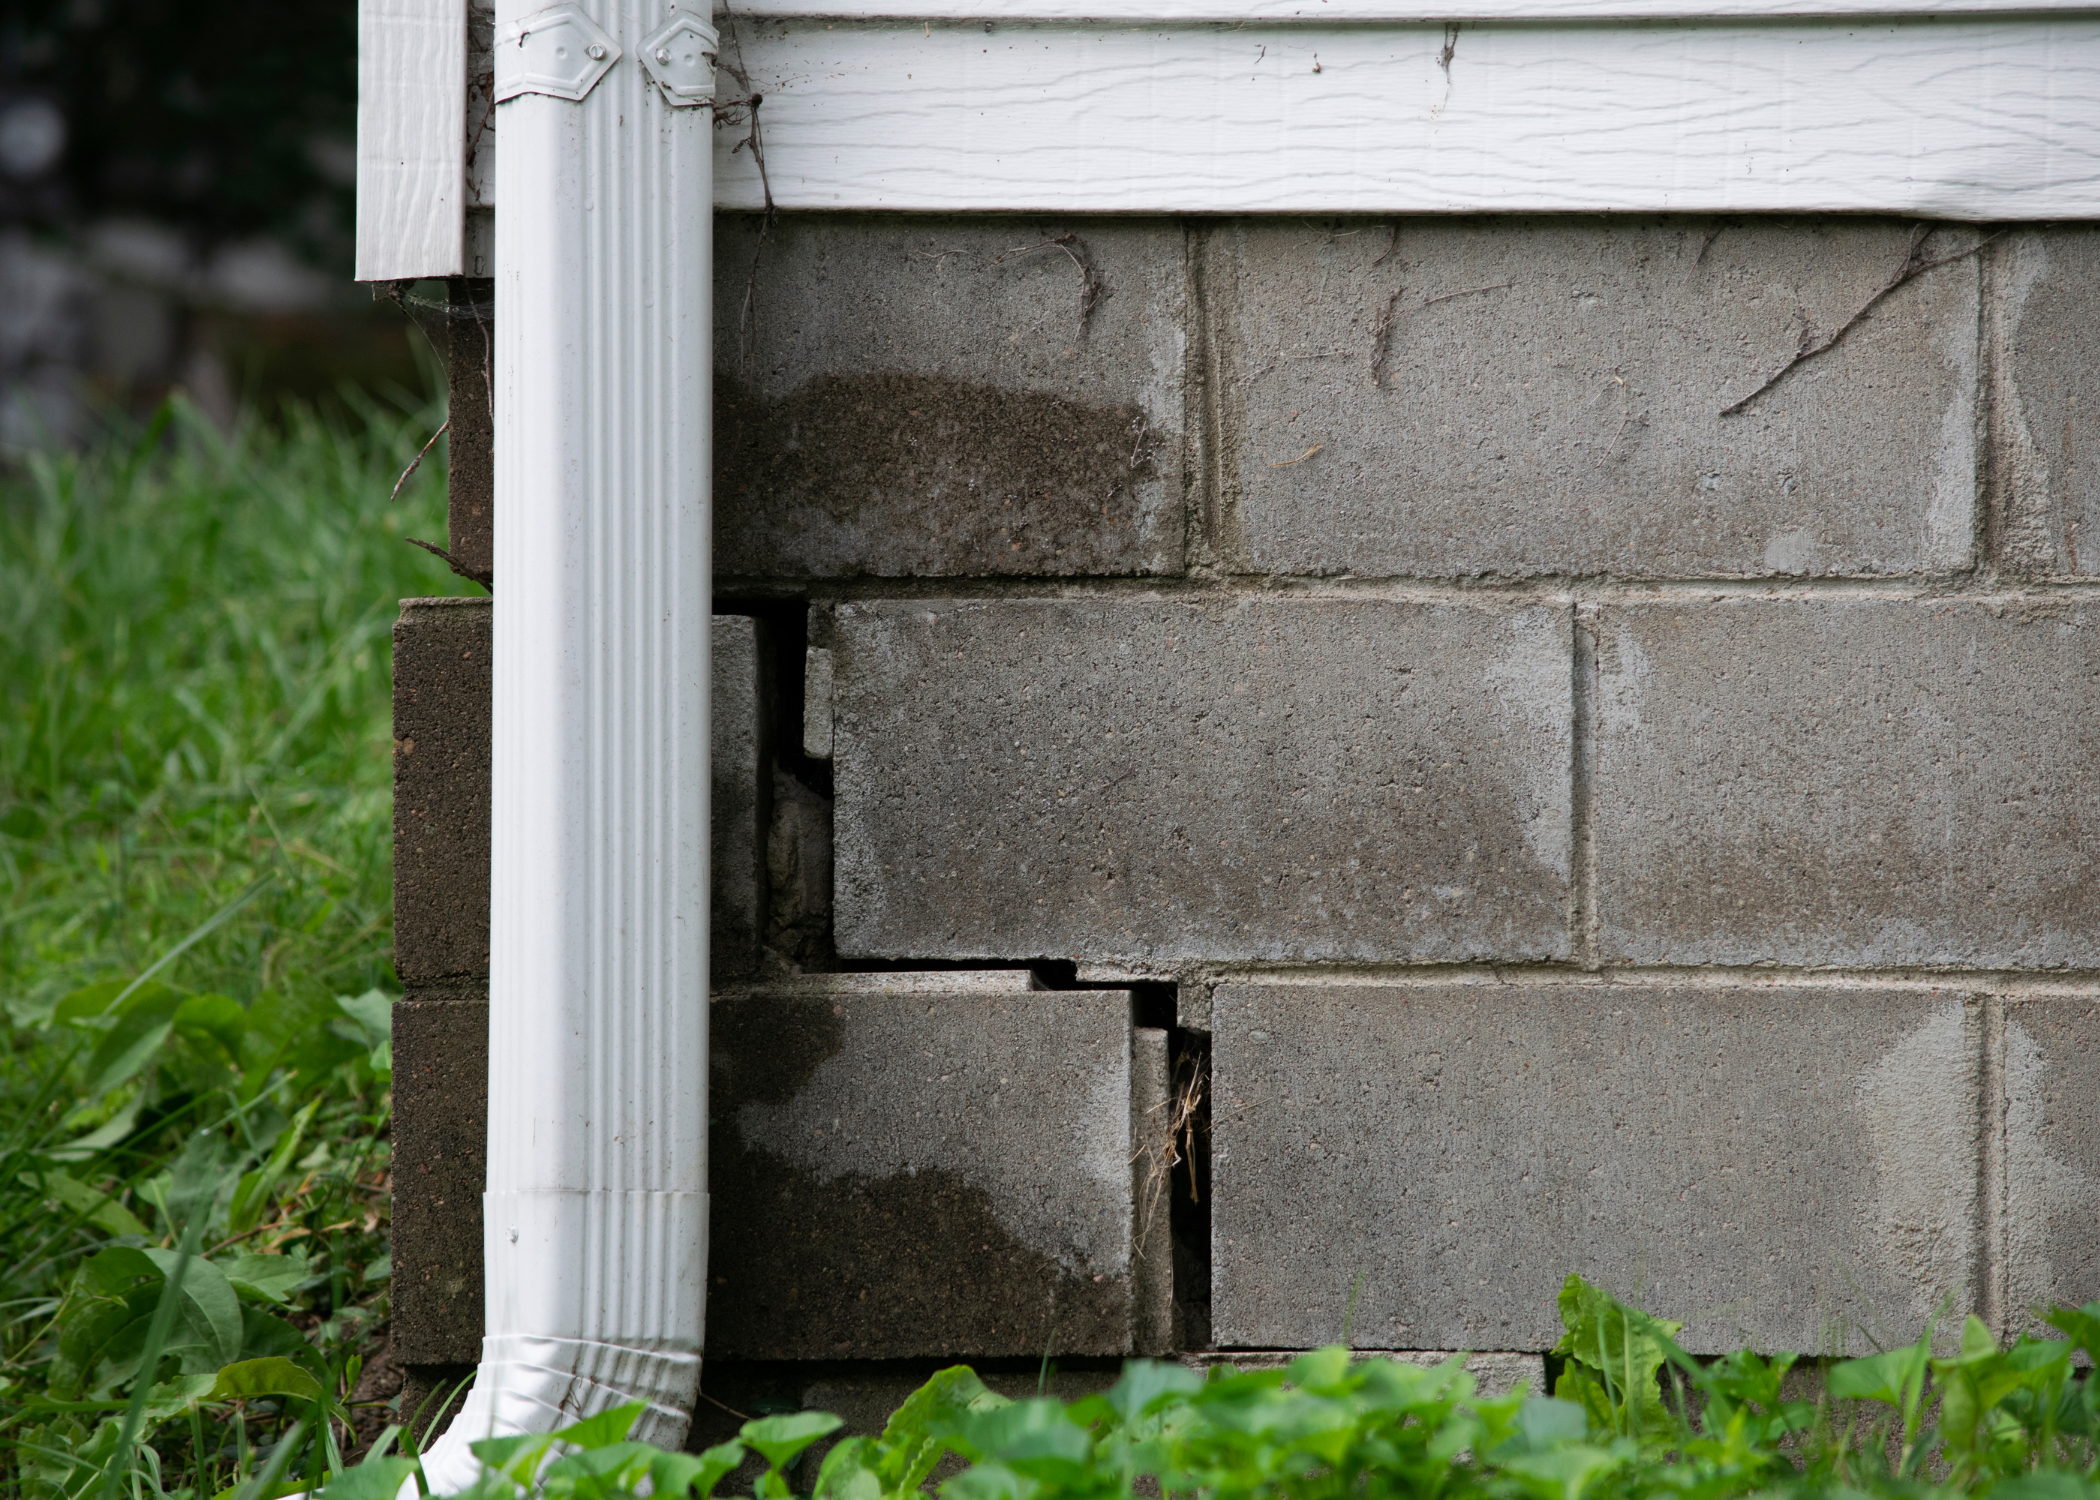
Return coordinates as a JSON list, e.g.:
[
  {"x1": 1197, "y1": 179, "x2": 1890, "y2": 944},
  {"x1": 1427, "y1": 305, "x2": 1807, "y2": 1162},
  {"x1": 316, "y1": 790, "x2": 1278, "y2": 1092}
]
[
  {"x1": 405, "y1": 536, "x2": 495, "y2": 592},
  {"x1": 996, "y1": 232, "x2": 1102, "y2": 339},
  {"x1": 389, "y1": 419, "x2": 449, "y2": 504}
]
